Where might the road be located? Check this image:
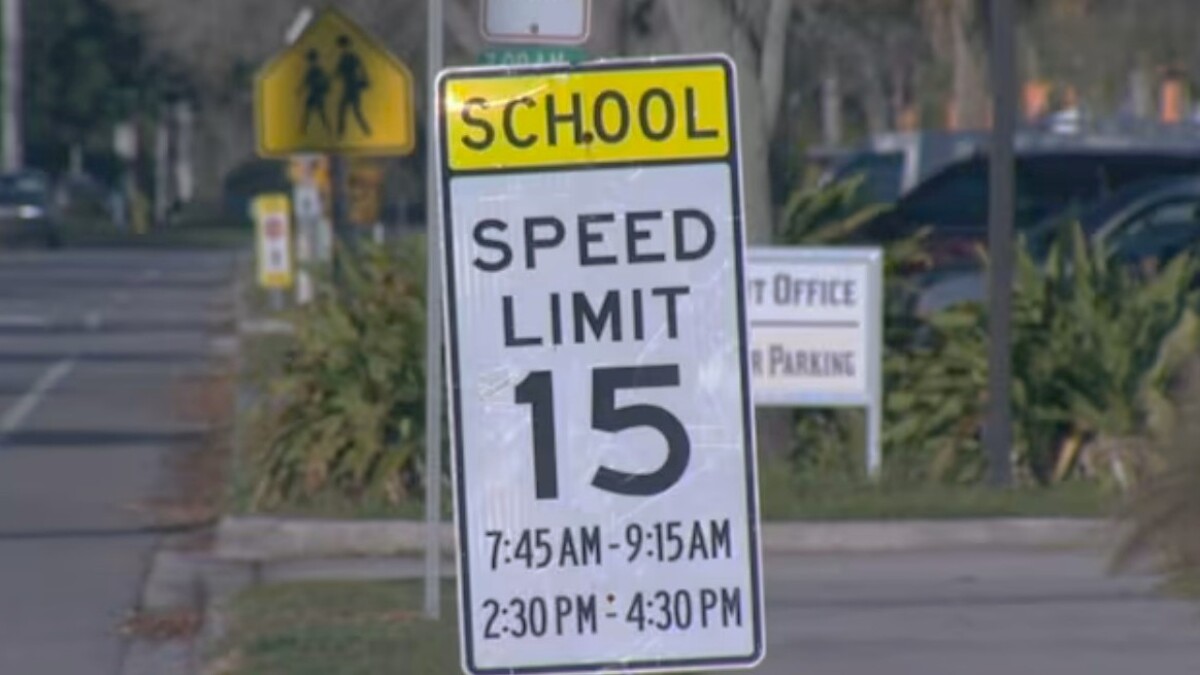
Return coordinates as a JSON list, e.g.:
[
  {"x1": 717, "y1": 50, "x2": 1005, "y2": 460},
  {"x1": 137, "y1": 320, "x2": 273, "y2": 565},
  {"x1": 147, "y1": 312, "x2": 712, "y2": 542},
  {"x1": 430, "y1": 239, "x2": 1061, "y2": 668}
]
[
  {"x1": 0, "y1": 248, "x2": 234, "y2": 675},
  {"x1": 757, "y1": 549, "x2": 1200, "y2": 675},
  {"x1": 1, "y1": 249, "x2": 1199, "y2": 675}
]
